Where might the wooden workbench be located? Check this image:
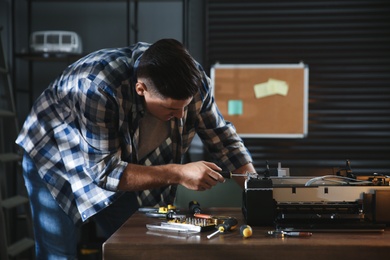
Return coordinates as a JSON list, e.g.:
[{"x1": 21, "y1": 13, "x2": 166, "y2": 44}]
[{"x1": 103, "y1": 208, "x2": 390, "y2": 260}]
